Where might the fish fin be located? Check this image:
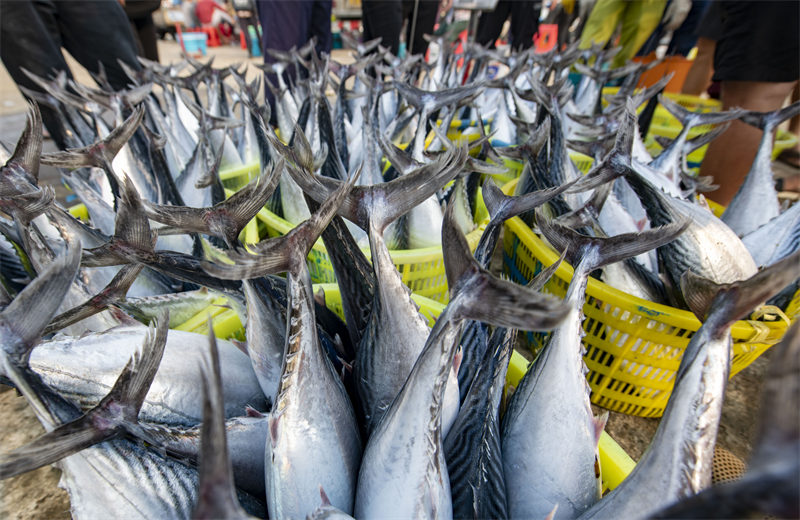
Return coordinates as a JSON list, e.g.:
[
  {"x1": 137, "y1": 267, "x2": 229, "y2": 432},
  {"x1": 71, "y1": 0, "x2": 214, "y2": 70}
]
[
  {"x1": 443, "y1": 203, "x2": 570, "y2": 330},
  {"x1": 659, "y1": 95, "x2": 745, "y2": 128},
  {"x1": 116, "y1": 175, "x2": 157, "y2": 251},
  {"x1": 194, "y1": 321, "x2": 249, "y2": 519},
  {"x1": 145, "y1": 158, "x2": 282, "y2": 248},
  {"x1": 5, "y1": 102, "x2": 43, "y2": 182},
  {"x1": 0, "y1": 313, "x2": 167, "y2": 479},
  {"x1": 0, "y1": 240, "x2": 81, "y2": 366},
  {"x1": 202, "y1": 165, "x2": 359, "y2": 279},
  {"x1": 319, "y1": 486, "x2": 332, "y2": 507},
  {"x1": 285, "y1": 145, "x2": 467, "y2": 233},
  {"x1": 268, "y1": 414, "x2": 280, "y2": 450},
  {"x1": 529, "y1": 248, "x2": 566, "y2": 292},
  {"x1": 537, "y1": 207, "x2": 690, "y2": 272},
  {"x1": 43, "y1": 264, "x2": 144, "y2": 336},
  {"x1": 681, "y1": 249, "x2": 800, "y2": 324},
  {"x1": 41, "y1": 105, "x2": 145, "y2": 170},
  {"x1": 593, "y1": 412, "x2": 609, "y2": 446},
  {"x1": 741, "y1": 102, "x2": 800, "y2": 132},
  {"x1": 684, "y1": 122, "x2": 731, "y2": 155}
]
